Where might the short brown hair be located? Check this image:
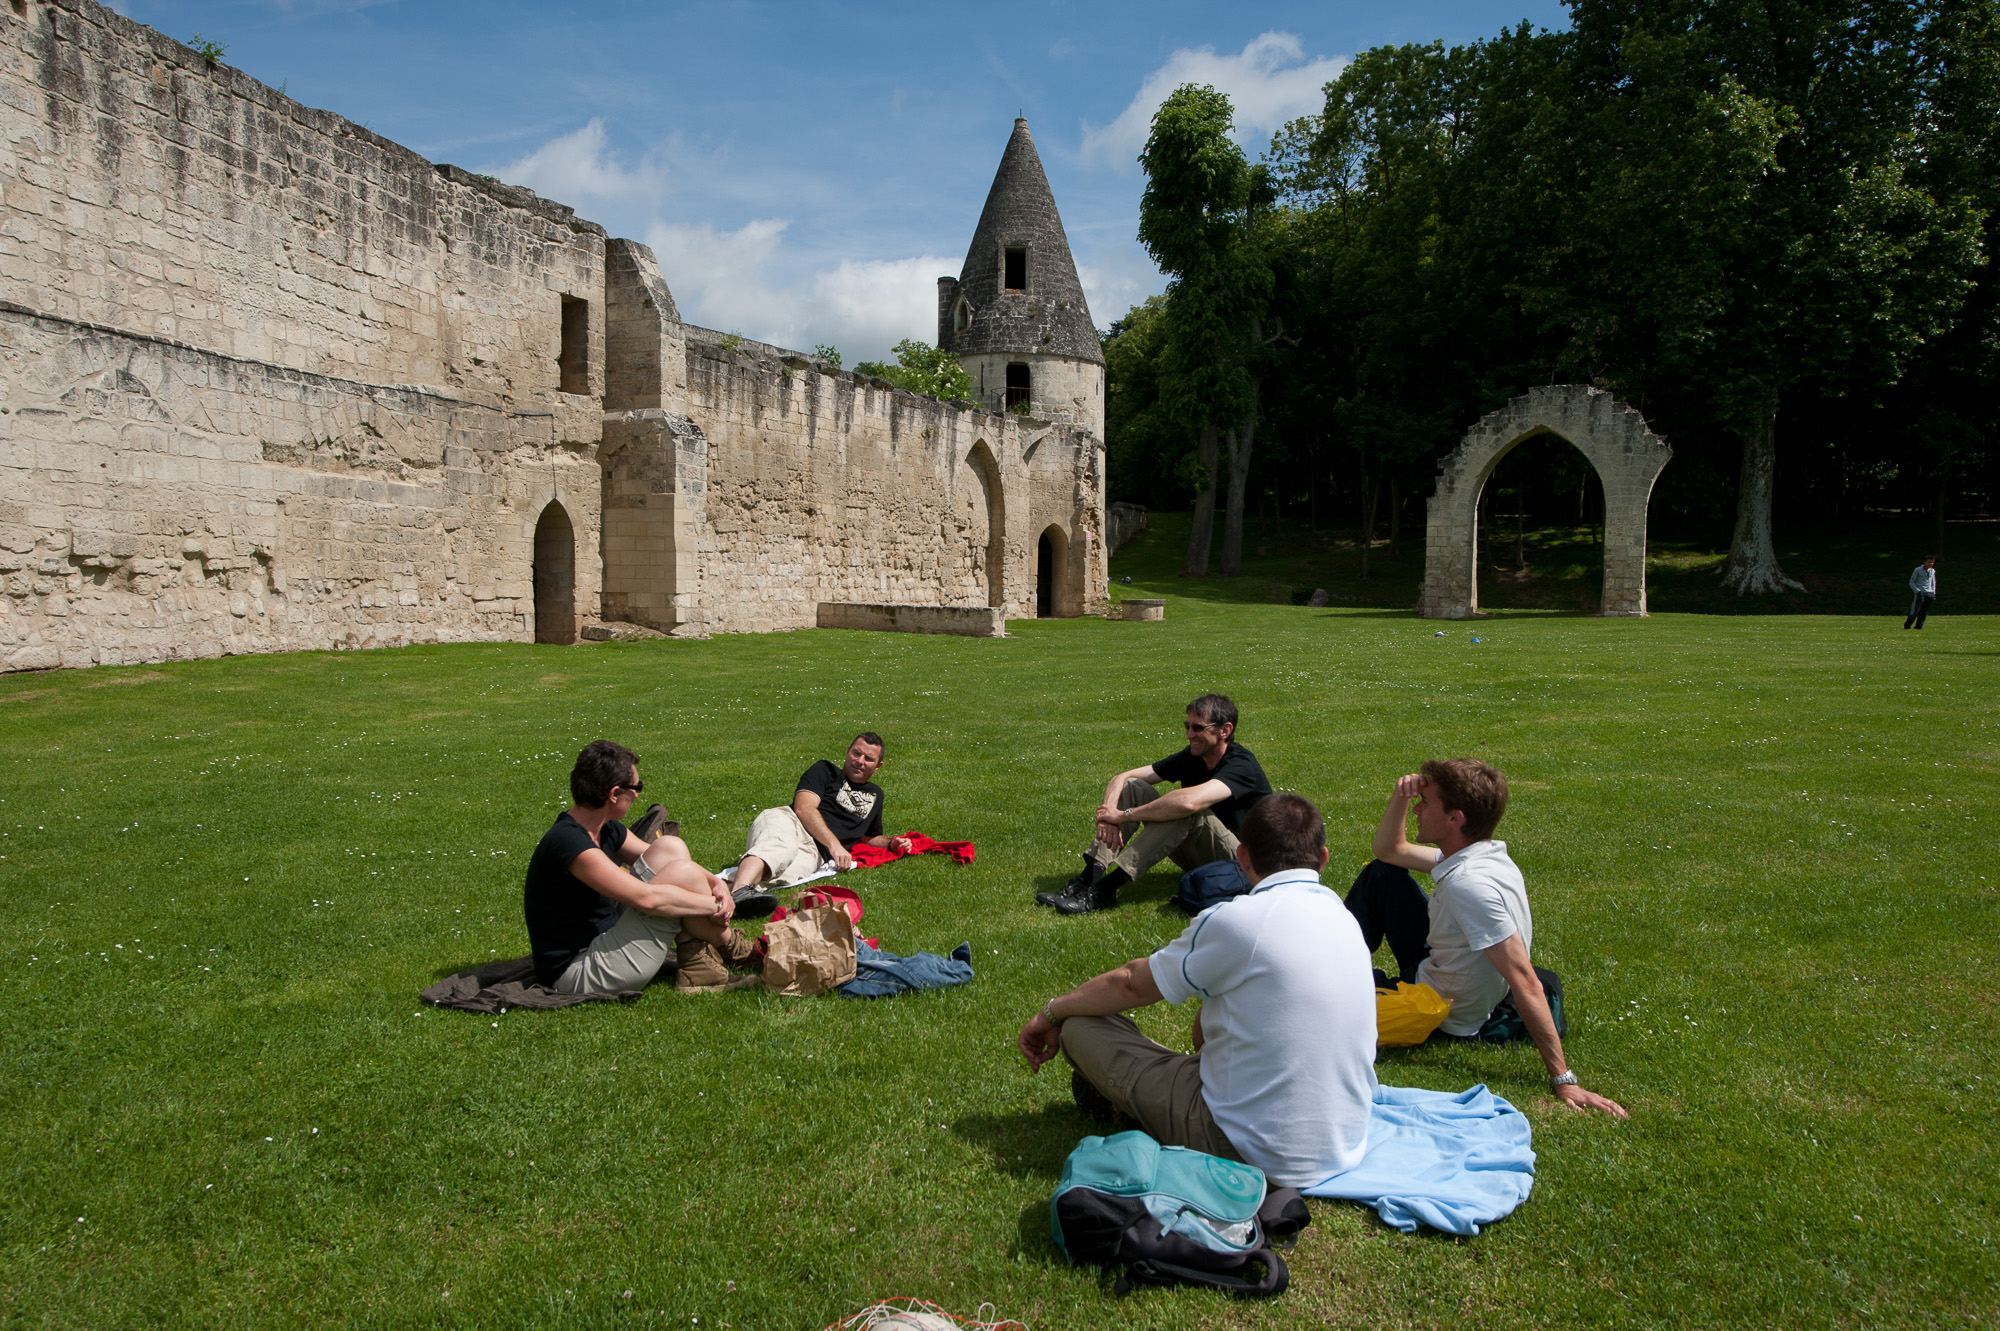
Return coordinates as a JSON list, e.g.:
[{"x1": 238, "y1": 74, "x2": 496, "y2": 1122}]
[
  {"x1": 1238, "y1": 793, "x2": 1324, "y2": 877},
  {"x1": 852, "y1": 731, "x2": 885, "y2": 755},
  {"x1": 1421, "y1": 758, "x2": 1508, "y2": 841},
  {"x1": 571, "y1": 740, "x2": 639, "y2": 807}
]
